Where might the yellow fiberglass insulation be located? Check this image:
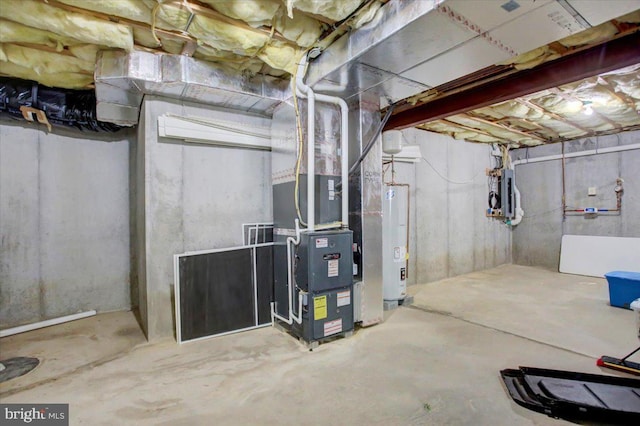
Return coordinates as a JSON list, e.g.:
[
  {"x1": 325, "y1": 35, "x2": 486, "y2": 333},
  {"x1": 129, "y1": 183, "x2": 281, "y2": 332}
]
[
  {"x1": 284, "y1": 0, "x2": 364, "y2": 22},
  {"x1": 503, "y1": 46, "x2": 560, "y2": 71},
  {"x1": 189, "y1": 15, "x2": 269, "y2": 56},
  {"x1": 350, "y1": 0, "x2": 384, "y2": 29},
  {"x1": 132, "y1": 27, "x2": 162, "y2": 49},
  {"x1": 560, "y1": 23, "x2": 618, "y2": 48},
  {"x1": 1, "y1": 43, "x2": 94, "y2": 76},
  {"x1": 258, "y1": 41, "x2": 303, "y2": 75},
  {"x1": 153, "y1": 1, "x2": 192, "y2": 32},
  {"x1": 274, "y1": 9, "x2": 325, "y2": 47},
  {"x1": 195, "y1": 44, "x2": 250, "y2": 62},
  {"x1": 194, "y1": 48, "x2": 264, "y2": 75},
  {"x1": 0, "y1": 0, "x2": 133, "y2": 51},
  {"x1": 0, "y1": 61, "x2": 93, "y2": 89},
  {"x1": 68, "y1": 44, "x2": 102, "y2": 62},
  {"x1": 199, "y1": 0, "x2": 282, "y2": 28},
  {"x1": 56, "y1": 0, "x2": 154, "y2": 27},
  {"x1": 0, "y1": 45, "x2": 6, "y2": 62},
  {"x1": 0, "y1": 19, "x2": 82, "y2": 51},
  {"x1": 490, "y1": 101, "x2": 545, "y2": 121},
  {"x1": 604, "y1": 70, "x2": 640, "y2": 101}
]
